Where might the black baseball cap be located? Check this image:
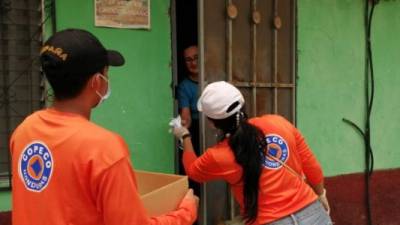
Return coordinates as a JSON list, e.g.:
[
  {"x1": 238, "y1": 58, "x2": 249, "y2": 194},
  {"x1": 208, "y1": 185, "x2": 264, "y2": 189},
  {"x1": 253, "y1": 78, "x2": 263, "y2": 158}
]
[{"x1": 40, "y1": 28, "x2": 125, "y2": 77}]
